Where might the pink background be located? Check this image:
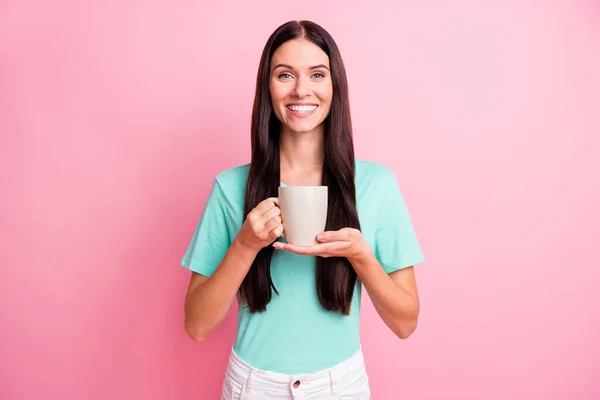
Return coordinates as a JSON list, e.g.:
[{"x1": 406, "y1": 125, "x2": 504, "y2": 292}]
[{"x1": 1, "y1": 1, "x2": 599, "y2": 399}]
